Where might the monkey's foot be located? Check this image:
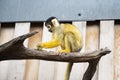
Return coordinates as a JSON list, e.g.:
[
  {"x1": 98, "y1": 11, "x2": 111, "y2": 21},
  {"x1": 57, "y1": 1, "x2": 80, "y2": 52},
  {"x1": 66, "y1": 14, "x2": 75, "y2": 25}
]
[{"x1": 56, "y1": 50, "x2": 69, "y2": 55}]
